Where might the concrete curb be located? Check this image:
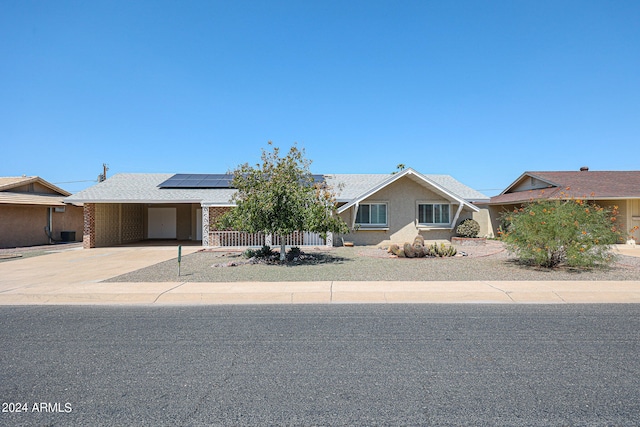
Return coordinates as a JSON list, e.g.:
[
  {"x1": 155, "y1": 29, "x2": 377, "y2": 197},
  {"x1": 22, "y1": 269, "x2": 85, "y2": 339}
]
[{"x1": 1, "y1": 280, "x2": 639, "y2": 305}]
